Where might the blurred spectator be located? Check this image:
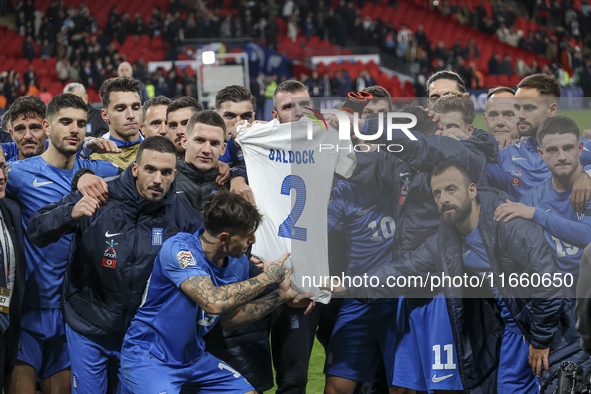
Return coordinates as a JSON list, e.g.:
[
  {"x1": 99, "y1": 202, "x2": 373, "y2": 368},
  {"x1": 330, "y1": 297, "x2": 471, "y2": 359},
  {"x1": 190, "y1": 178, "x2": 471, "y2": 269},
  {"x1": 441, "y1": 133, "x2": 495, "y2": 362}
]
[
  {"x1": 488, "y1": 53, "x2": 501, "y2": 75},
  {"x1": 307, "y1": 71, "x2": 324, "y2": 97},
  {"x1": 396, "y1": 23, "x2": 412, "y2": 58},
  {"x1": 434, "y1": 41, "x2": 447, "y2": 61},
  {"x1": 505, "y1": 26, "x2": 524, "y2": 47},
  {"x1": 22, "y1": 35, "x2": 35, "y2": 63},
  {"x1": 23, "y1": 65, "x2": 37, "y2": 89},
  {"x1": 117, "y1": 61, "x2": 150, "y2": 102},
  {"x1": 464, "y1": 37, "x2": 480, "y2": 59},
  {"x1": 496, "y1": 22, "x2": 509, "y2": 44},
  {"x1": 39, "y1": 39, "x2": 51, "y2": 60},
  {"x1": 56, "y1": 55, "x2": 69, "y2": 84},
  {"x1": 470, "y1": 64, "x2": 484, "y2": 88},
  {"x1": 287, "y1": 14, "x2": 298, "y2": 42},
  {"x1": 353, "y1": 69, "x2": 376, "y2": 91},
  {"x1": 406, "y1": 40, "x2": 426, "y2": 65},
  {"x1": 514, "y1": 57, "x2": 529, "y2": 76},
  {"x1": 499, "y1": 54, "x2": 512, "y2": 76}
]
